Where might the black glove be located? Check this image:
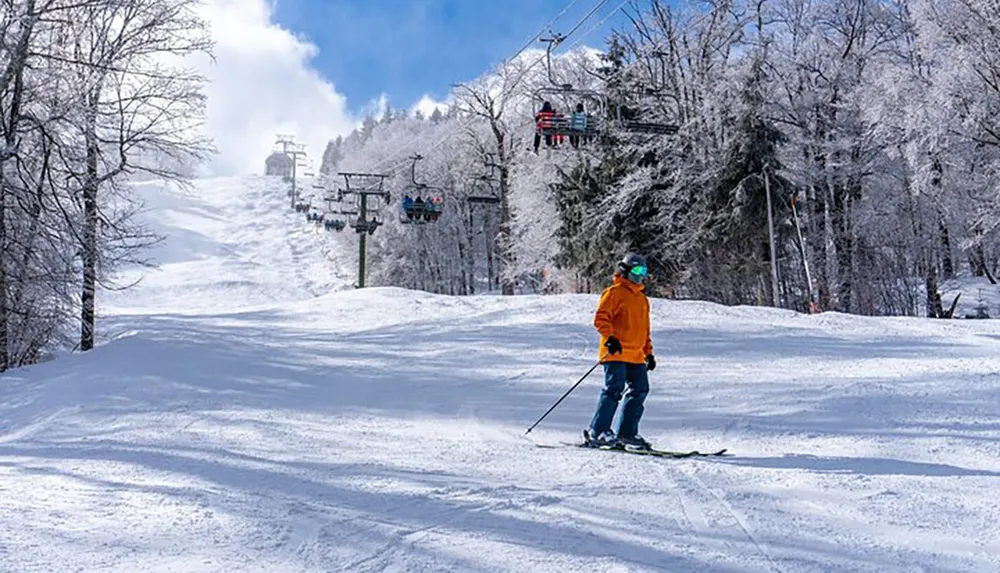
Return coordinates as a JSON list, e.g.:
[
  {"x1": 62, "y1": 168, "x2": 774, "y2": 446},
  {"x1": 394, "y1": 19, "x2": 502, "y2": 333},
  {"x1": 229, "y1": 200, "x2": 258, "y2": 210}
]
[
  {"x1": 604, "y1": 336, "x2": 623, "y2": 355},
  {"x1": 645, "y1": 354, "x2": 656, "y2": 371}
]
